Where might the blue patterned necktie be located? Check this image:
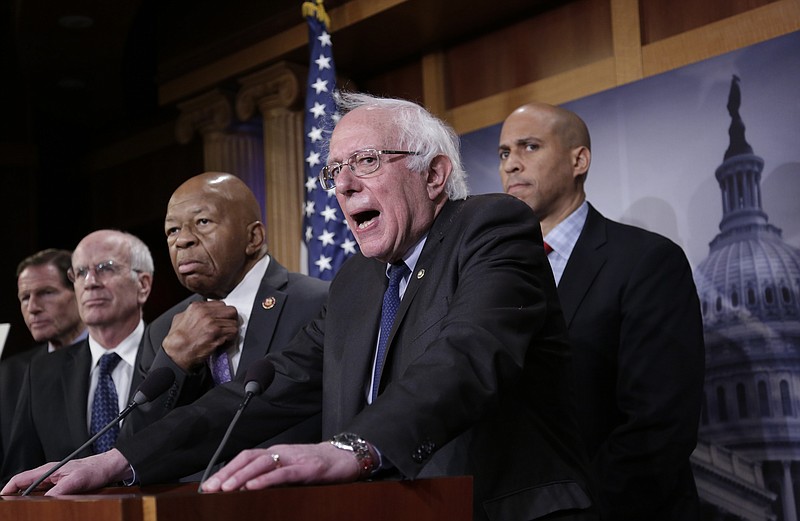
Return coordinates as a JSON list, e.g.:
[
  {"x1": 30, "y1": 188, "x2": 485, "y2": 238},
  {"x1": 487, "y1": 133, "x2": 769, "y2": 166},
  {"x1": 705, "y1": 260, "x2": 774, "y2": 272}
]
[
  {"x1": 371, "y1": 262, "x2": 409, "y2": 402},
  {"x1": 210, "y1": 348, "x2": 232, "y2": 385},
  {"x1": 90, "y1": 352, "x2": 122, "y2": 454}
]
